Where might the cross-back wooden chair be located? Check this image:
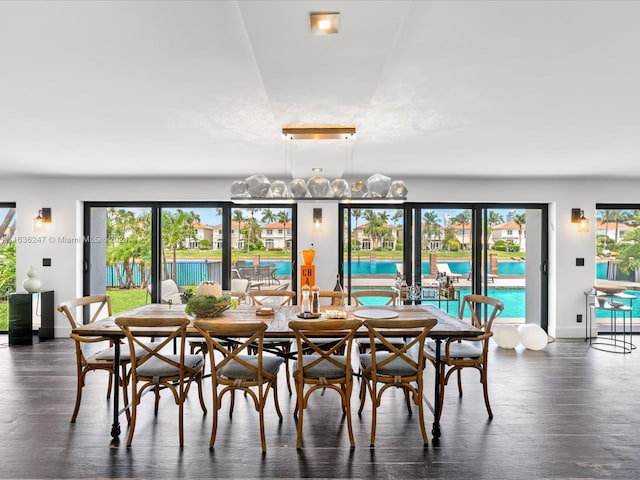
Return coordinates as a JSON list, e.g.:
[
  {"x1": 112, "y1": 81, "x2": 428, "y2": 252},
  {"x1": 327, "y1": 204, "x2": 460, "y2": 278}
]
[
  {"x1": 289, "y1": 318, "x2": 363, "y2": 449},
  {"x1": 318, "y1": 290, "x2": 347, "y2": 306},
  {"x1": 115, "y1": 316, "x2": 207, "y2": 447},
  {"x1": 424, "y1": 294, "x2": 504, "y2": 419},
  {"x1": 193, "y1": 320, "x2": 284, "y2": 452},
  {"x1": 57, "y1": 294, "x2": 133, "y2": 423},
  {"x1": 351, "y1": 290, "x2": 403, "y2": 354},
  {"x1": 248, "y1": 289, "x2": 296, "y2": 394},
  {"x1": 358, "y1": 318, "x2": 438, "y2": 446},
  {"x1": 351, "y1": 289, "x2": 398, "y2": 307}
]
